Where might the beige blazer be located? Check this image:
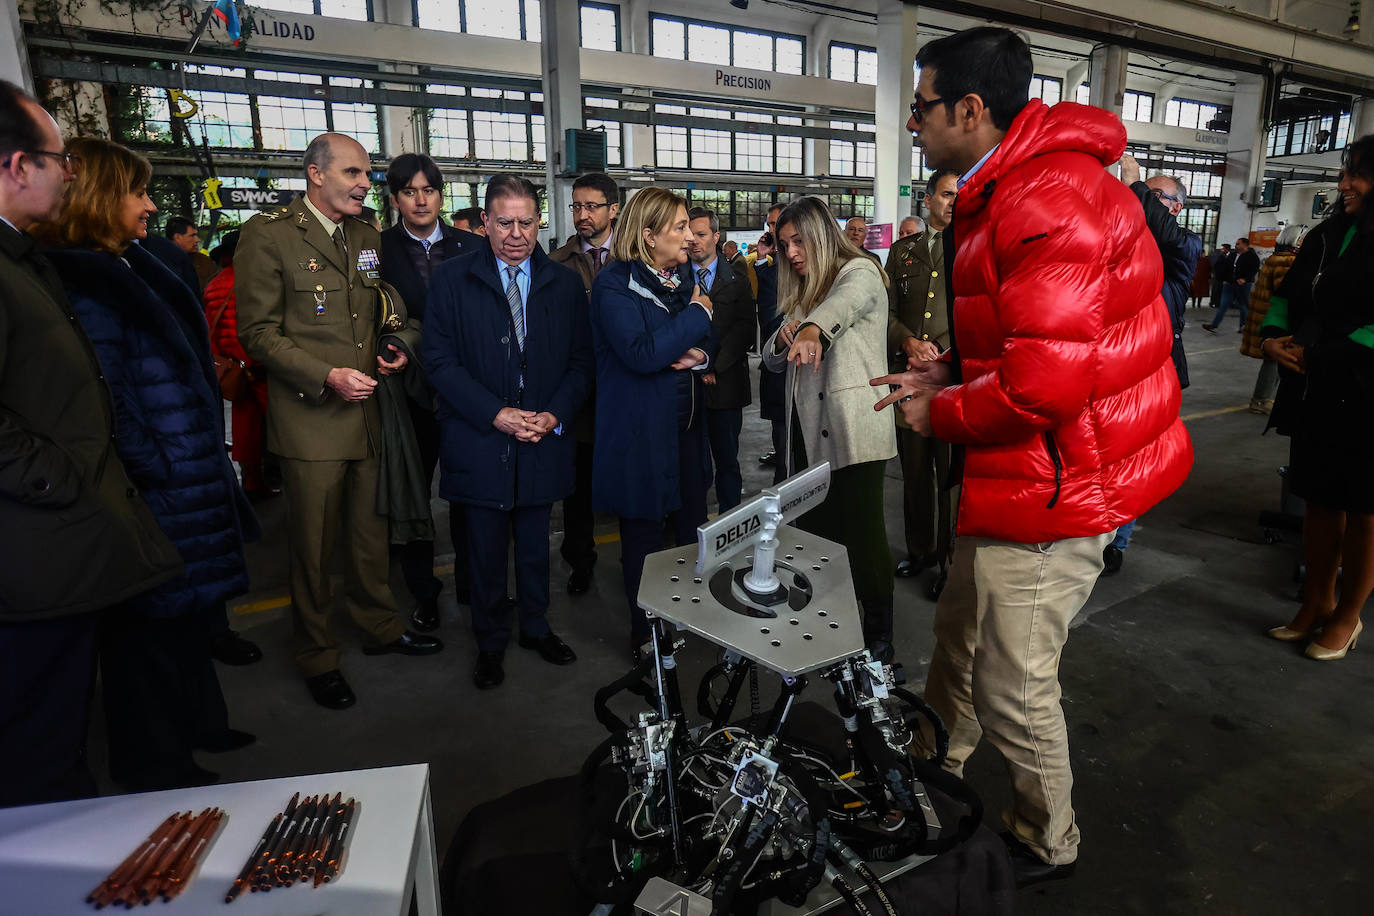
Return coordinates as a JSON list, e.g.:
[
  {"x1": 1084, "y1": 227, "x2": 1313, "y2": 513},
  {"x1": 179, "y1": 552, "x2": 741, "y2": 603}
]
[{"x1": 763, "y1": 257, "x2": 898, "y2": 473}]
